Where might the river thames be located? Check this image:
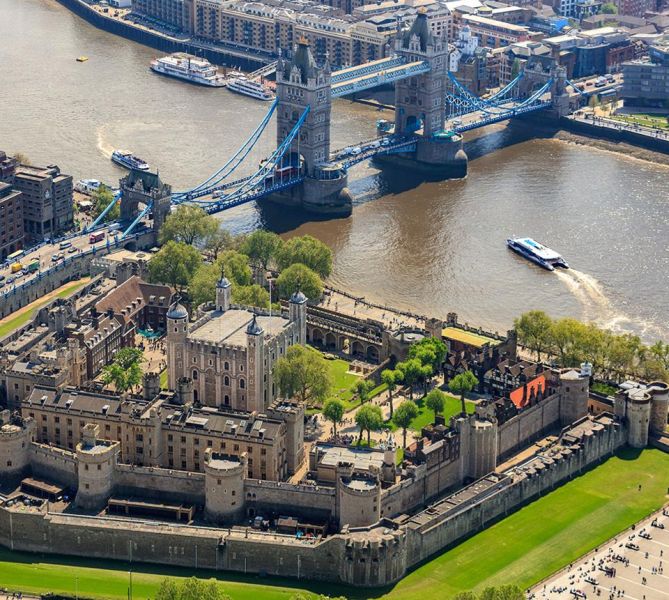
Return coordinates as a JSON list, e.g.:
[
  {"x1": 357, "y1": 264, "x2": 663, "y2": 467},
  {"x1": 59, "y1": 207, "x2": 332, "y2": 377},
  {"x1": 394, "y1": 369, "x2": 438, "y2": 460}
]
[{"x1": 1, "y1": 0, "x2": 668, "y2": 342}]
